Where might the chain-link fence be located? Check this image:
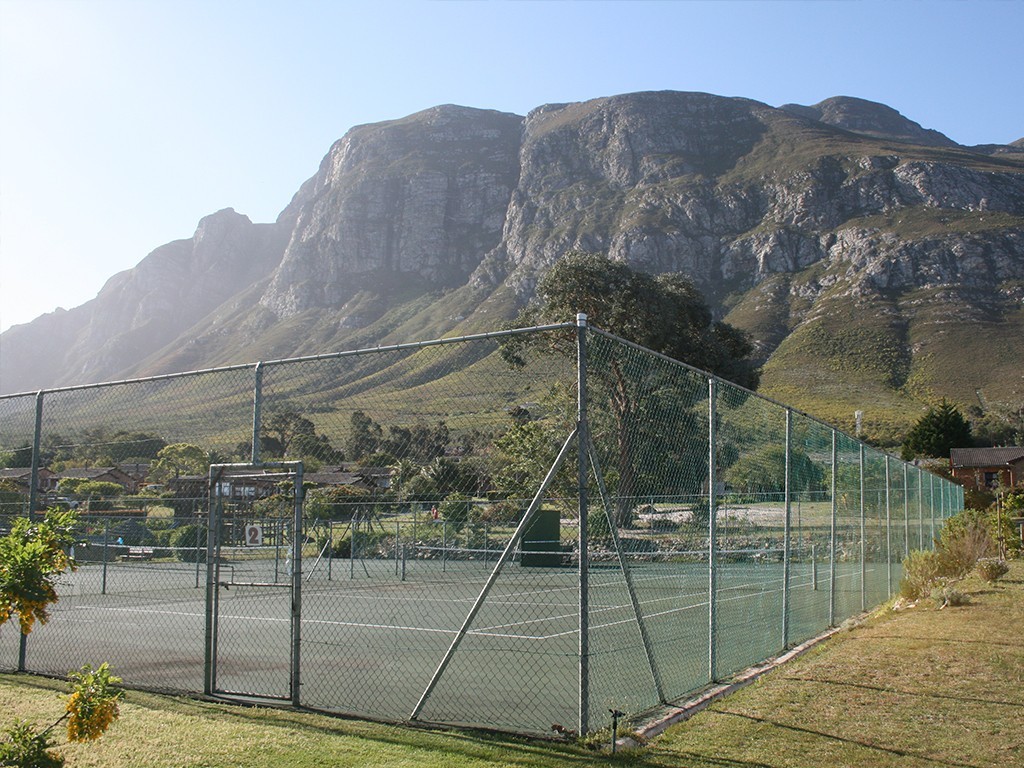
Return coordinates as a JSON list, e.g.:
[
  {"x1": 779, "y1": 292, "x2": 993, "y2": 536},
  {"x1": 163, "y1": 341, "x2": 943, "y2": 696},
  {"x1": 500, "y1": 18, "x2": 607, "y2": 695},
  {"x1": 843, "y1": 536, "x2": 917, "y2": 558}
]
[{"x1": 0, "y1": 319, "x2": 963, "y2": 735}]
